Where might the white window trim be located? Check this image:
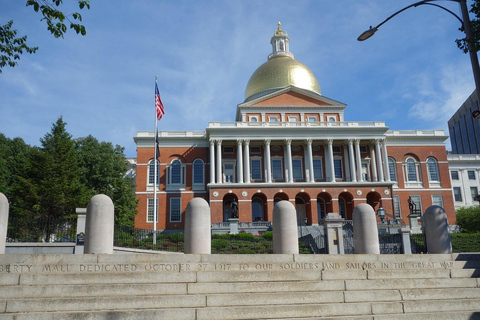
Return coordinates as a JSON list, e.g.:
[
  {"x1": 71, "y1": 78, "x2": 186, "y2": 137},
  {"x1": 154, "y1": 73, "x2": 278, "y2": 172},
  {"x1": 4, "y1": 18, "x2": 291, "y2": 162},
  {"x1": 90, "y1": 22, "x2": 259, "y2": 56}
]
[
  {"x1": 403, "y1": 158, "x2": 422, "y2": 188},
  {"x1": 222, "y1": 160, "x2": 236, "y2": 183},
  {"x1": 288, "y1": 116, "x2": 298, "y2": 122},
  {"x1": 249, "y1": 116, "x2": 258, "y2": 123},
  {"x1": 393, "y1": 195, "x2": 401, "y2": 220},
  {"x1": 147, "y1": 198, "x2": 159, "y2": 223},
  {"x1": 192, "y1": 159, "x2": 205, "y2": 190},
  {"x1": 361, "y1": 159, "x2": 371, "y2": 182},
  {"x1": 431, "y1": 195, "x2": 444, "y2": 208},
  {"x1": 292, "y1": 156, "x2": 304, "y2": 180},
  {"x1": 307, "y1": 116, "x2": 317, "y2": 122},
  {"x1": 250, "y1": 156, "x2": 262, "y2": 181},
  {"x1": 313, "y1": 156, "x2": 323, "y2": 180},
  {"x1": 271, "y1": 156, "x2": 283, "y2": 181},
  {"x1": 147, "y1": 159, "x2": 160, "y2": 186},
  {"x1": 169, "y1": 197, "x2": 182, "y2": 222},
  {"x1": 453, "y1": 187, "x2": 463, "y2": 202},
  {"x1": 410, "y1": 195, "x2": 422, "y2": 214},
  {"x1": 426, "y1": 157, "x2": 441, "y2": 188},
  {"x1": 166, "y1": 159, "x2": 186, "y2": 190},
  {"x1": 334, "y1": 156, "x2": 343, "y2": 179},
  {"x1": 268, "y1": 116, "x2": 279, "y2": 122}
]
